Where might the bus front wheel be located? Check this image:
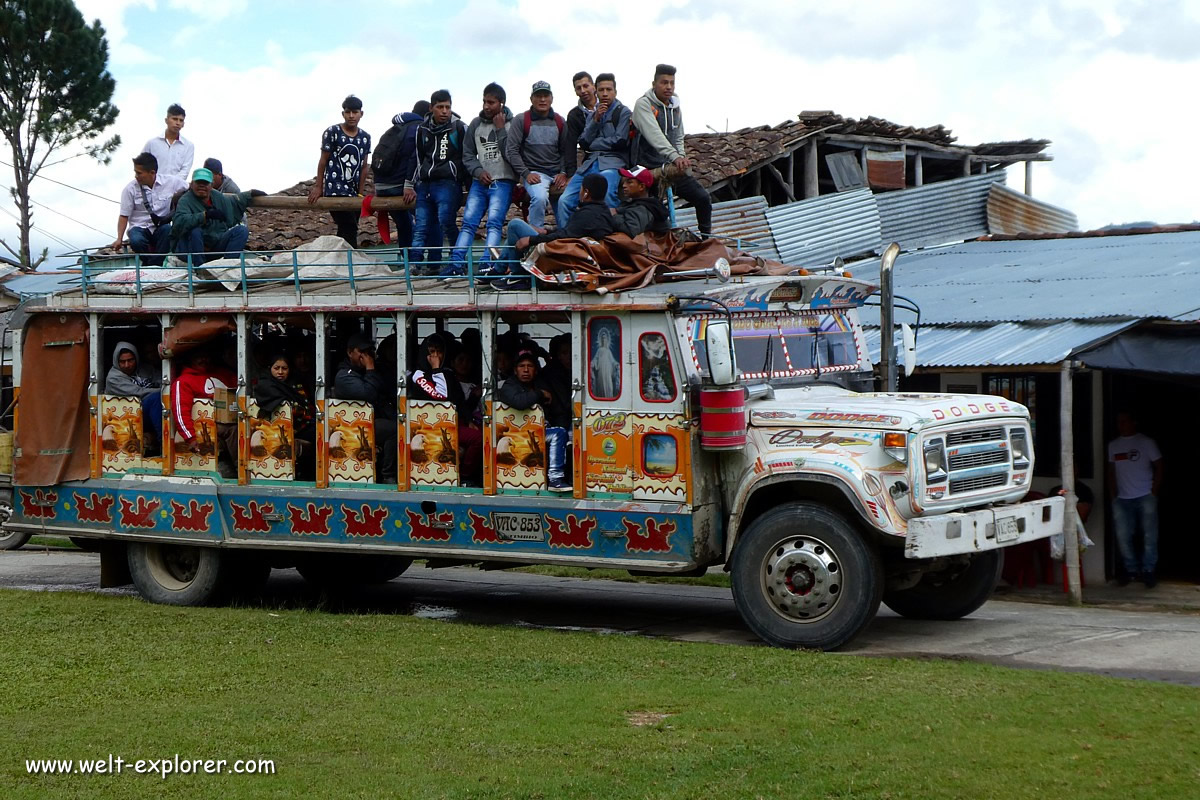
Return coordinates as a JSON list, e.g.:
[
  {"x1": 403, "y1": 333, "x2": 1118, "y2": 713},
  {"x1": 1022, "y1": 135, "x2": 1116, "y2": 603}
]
[
  {"x1": 882, "y1": 550, "x2": 1002, "y2": 620},
  {"x1": 731, "y1": 502, "x2": 882, "y2": 651}
]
